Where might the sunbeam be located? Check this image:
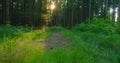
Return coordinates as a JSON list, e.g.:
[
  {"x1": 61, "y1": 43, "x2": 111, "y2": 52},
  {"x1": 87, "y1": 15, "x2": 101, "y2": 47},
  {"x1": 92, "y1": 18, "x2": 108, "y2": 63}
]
[{"x1": 115, "y1": 7, "x2": 119, "y2": 22}]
